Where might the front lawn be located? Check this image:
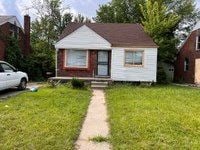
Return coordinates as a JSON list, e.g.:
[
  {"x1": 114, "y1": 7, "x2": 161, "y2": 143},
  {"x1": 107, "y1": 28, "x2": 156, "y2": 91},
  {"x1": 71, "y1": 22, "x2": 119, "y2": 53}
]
[
  {"x1": 0, "y1": 85, "x2": 91, "y2": 150},
  {"x1": 106, "y1": 85, "x2": 200, "y2": 149}
]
